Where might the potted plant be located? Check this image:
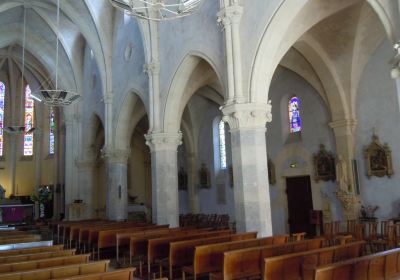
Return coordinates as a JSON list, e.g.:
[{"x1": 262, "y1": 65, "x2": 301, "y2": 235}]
[{"x1": 31, "y1": 186, "x2": 52, "y2": 222}]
